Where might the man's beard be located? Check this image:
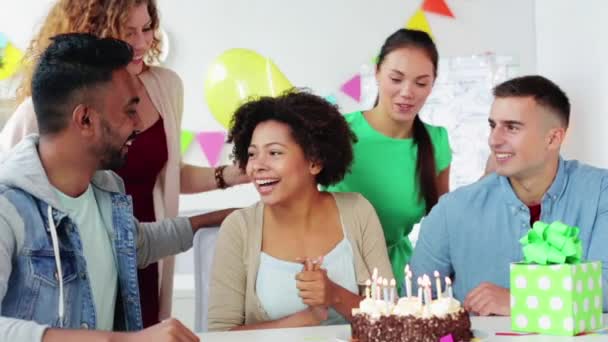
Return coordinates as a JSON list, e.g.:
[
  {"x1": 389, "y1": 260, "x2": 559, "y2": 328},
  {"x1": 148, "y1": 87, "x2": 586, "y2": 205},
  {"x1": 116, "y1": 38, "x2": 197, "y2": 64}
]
[
  {"x1": 98, "y1": 139, "x2": 127, "y2": 170},
  {"x1": 97, "y1": 120, "x2": 136, "y2": 171}
]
